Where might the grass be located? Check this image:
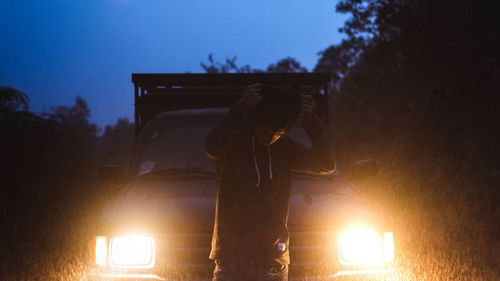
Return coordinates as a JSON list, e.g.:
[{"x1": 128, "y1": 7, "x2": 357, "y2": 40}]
[
  {"x1": 0, "y1": 180, "x2": 119, "y2": 281},
  {"x1": 4, "y1": 157, "x2": 497, "y2": 280},
  {"x1": 1, "y1": 116, "x2": 497, "y2": 280},
  {"x1": 345, "y1": 134, "x2": 500, "y2": 280}
]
